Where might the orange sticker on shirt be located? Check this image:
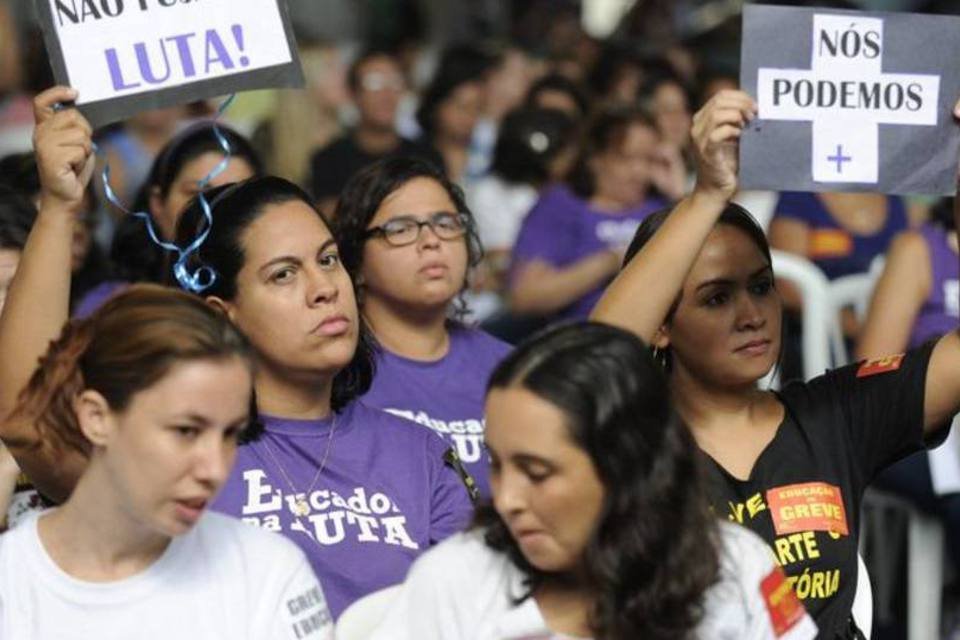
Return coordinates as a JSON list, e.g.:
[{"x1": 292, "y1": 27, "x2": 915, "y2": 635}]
[
  {"x1": 808, "y1": 229, "x2": 853, "y2": 258},
  {"x1": 766, "y1": 482, "x2": 849, "y2": 537},
  {"x1": 761, "y1": 565, "x2": 806, "y2": 637},
  {"x1": 856, "y1": 354, "x2": 904, "y2": 378}
]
